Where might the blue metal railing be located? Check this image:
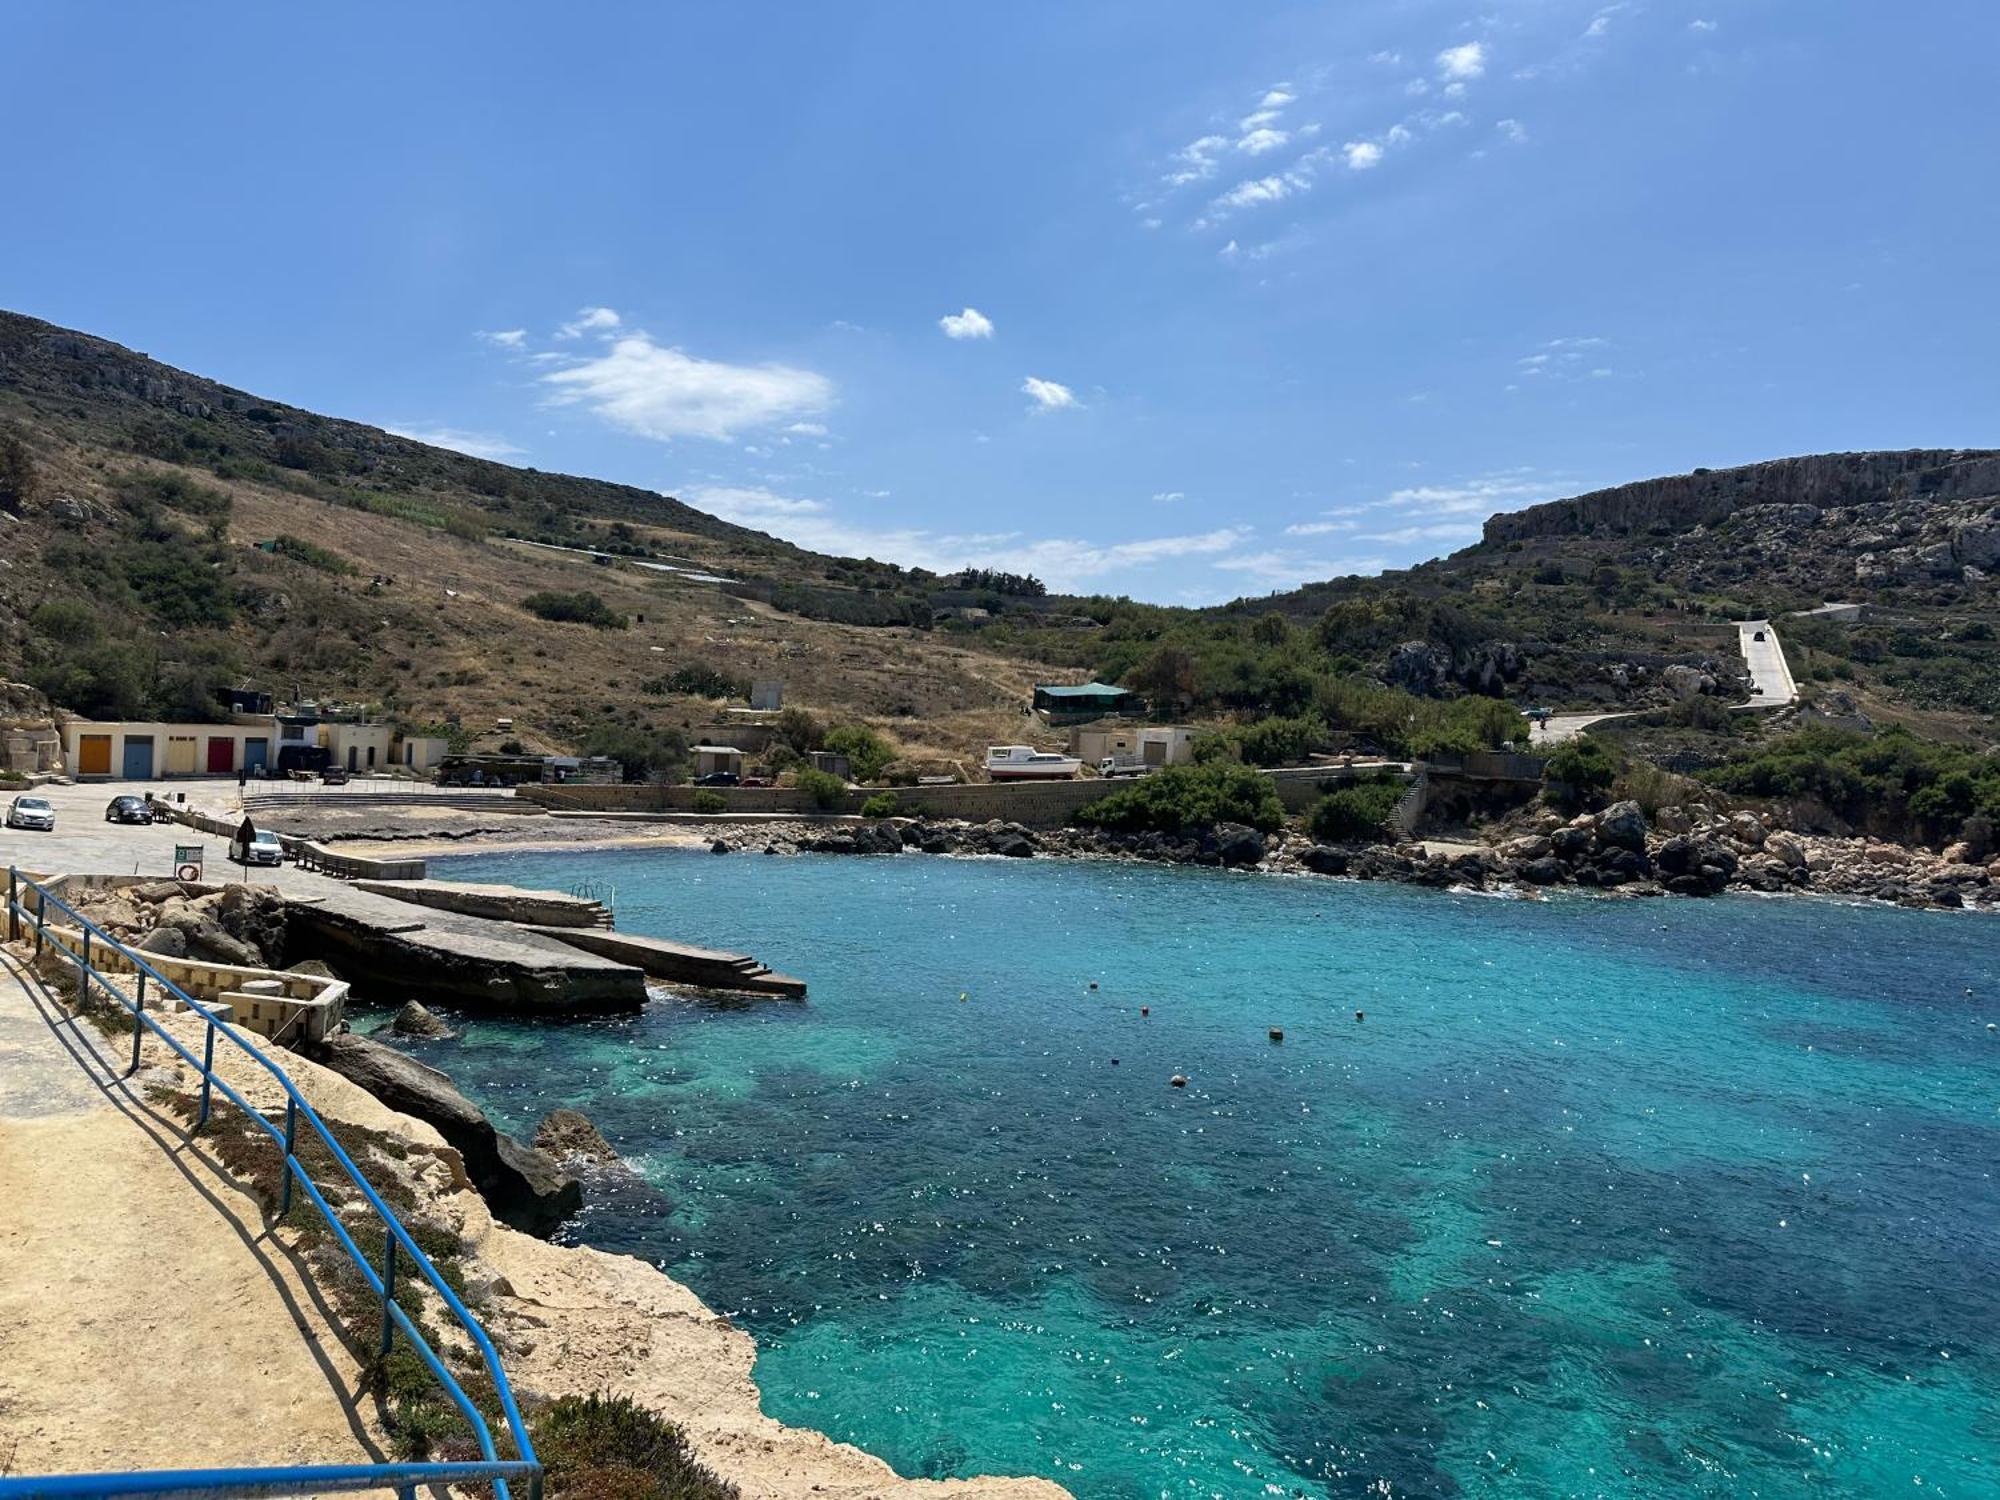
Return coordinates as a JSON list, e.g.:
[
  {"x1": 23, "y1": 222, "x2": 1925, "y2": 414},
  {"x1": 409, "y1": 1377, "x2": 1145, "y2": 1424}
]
[{"x1": 1, "y1": 869, "x2": 542, "y2": 1500}]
